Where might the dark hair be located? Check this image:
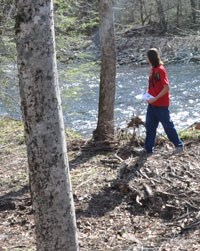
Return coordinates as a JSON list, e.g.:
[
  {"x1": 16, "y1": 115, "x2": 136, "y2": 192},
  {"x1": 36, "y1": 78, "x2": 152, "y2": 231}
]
[{"x1": 147, "y1": 48, "x2": 163, "y2": 67}]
